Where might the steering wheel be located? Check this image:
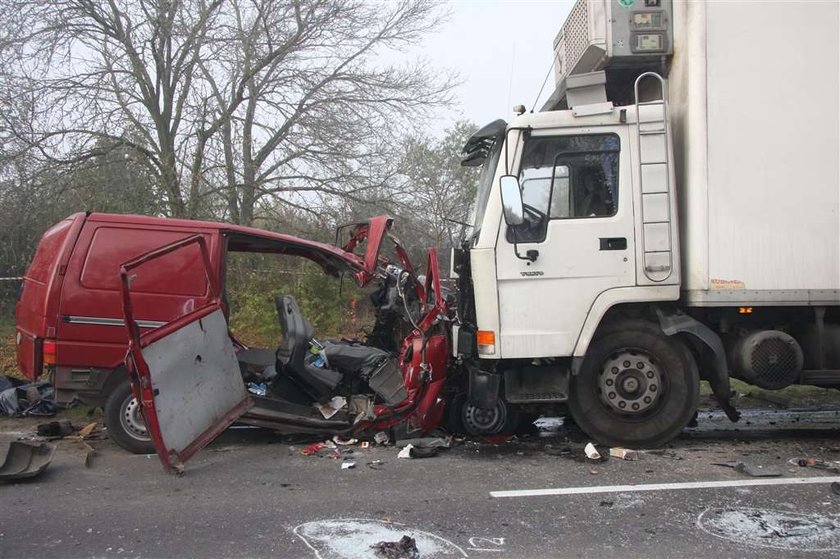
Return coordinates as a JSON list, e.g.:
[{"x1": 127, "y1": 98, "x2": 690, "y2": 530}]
[{"x1": 522, "y1": 203, "x2": 547, "y2": 222}]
